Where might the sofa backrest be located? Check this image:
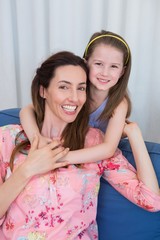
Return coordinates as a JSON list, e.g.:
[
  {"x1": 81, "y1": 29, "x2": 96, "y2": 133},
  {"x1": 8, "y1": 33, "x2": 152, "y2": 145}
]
[{"x1": 0, "y1": 108, "x2": 20, "y2": 126}]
